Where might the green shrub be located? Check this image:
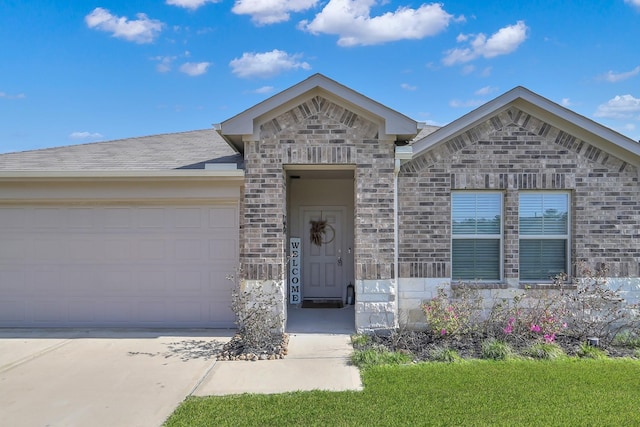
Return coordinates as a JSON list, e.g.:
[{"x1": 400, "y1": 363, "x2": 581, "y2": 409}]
[
  {"x1": 523, "y1": 342, "x2": 566, "y2": 360},
  {"x1": 481, "y1": 339, "x2": 515, "y2": 361},
  {"x1": 430, "y1": 347, "x2": 464, "y2": 363},
  {"x1": 613, "y1": 330, "x2": 640, "y2": 348},
  {"x1": 351, "y1": 349, "x2": 412, "y2": 369},
  {"x1": 351, "y1": 334, "x2": 371, "y2": 348},
  {"x1": 577, "y1": 342, "x2": 608, "y2": 359}
]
